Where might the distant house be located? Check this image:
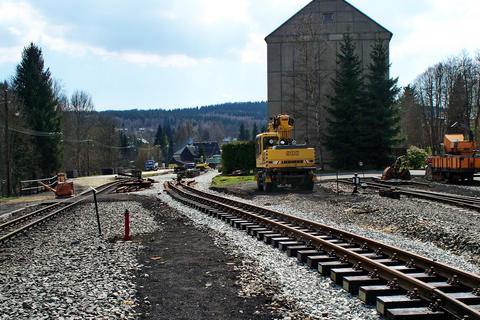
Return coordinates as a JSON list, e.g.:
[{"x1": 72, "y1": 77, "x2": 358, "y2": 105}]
[{"x1": 173, "y1": 141, "x2": 221, "y2": 165}]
